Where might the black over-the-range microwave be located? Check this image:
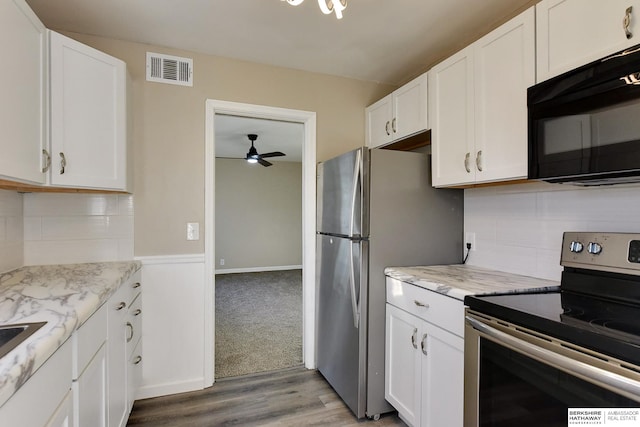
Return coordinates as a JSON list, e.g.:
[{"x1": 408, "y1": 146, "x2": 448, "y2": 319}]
[{"x1": 528, "y1": 43, "x2": 640, "y2": 185}]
